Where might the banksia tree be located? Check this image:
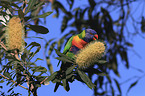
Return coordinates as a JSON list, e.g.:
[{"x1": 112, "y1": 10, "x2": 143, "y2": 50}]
[
  {"x1": 76, "y1": 41, "x2": 106, "y2": 69},
  {"x1": 5, "y1": 17, "x2": 25, "y2": 52}
]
